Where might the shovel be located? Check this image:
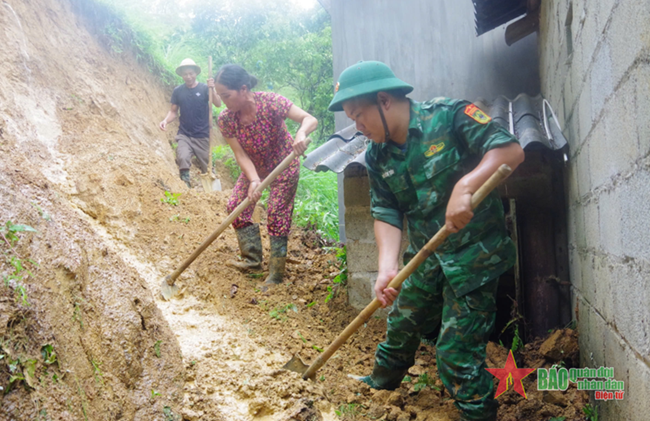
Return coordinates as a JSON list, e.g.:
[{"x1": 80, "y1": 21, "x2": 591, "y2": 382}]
[
  {"x1": 161, "y1": 139, "x2": 311, "y2": 300},
  {"x1": 200, "y1": 56, "x2": 216, "y2": 192},
  {"x1": 283, "y1": 164, "x2": 513, "y2": 380}
]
